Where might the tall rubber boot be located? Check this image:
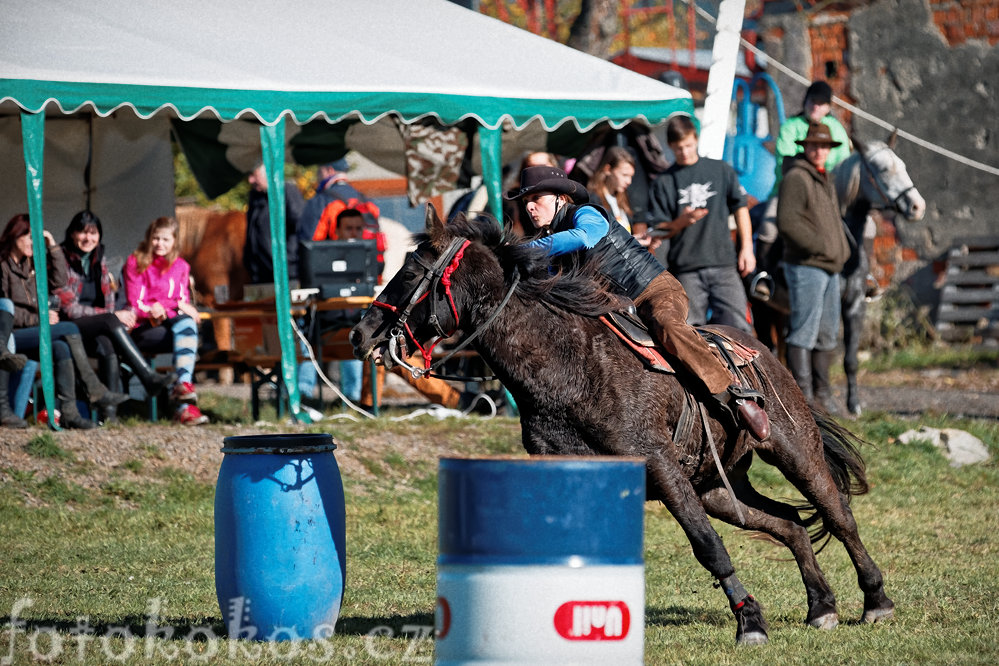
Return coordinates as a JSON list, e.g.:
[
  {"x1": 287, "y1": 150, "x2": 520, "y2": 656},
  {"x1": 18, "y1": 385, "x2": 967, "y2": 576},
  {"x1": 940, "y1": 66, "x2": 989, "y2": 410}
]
[
  {"x1": 97, "y1": 350, "x2": 123, "y2": 424},
  {"x1": 811, "y1": 349, "x2": 841, "y2": 415},
  {"x1": 54, "y1": 358, "x2": 96, "y2": 430},
  {"x1": 108, "y1": 325, "x2": 177, "y2": 395},
  {"x1": 63, "y1": 334, "x2": 129, "y2": 410},
  {"x1": 785, "y1": 345, "x2": 814, "y2": 404},
  {"x1": 0, "y1": 310, "x2": 27, "y2": 372},
  {"x1": 0, "y1": 369, "x2": 28, "y2": 428}
]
